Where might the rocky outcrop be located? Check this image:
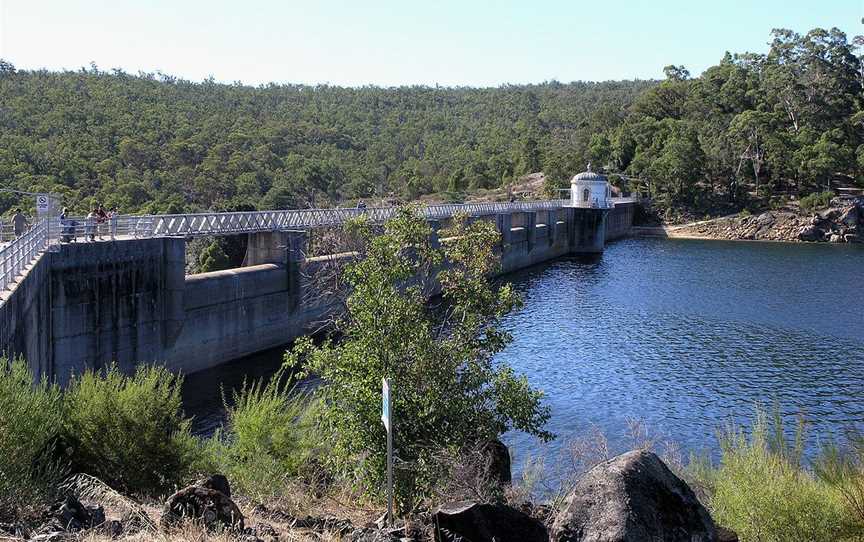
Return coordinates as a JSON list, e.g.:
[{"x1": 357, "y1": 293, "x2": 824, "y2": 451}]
[
  {"x1": 551, "y1": 450, "x2": 717, "y2": 542},
  {"x1": 162, "y1": 476, "x2": 244, "y2": 531},
  {"x1": 434, "y1": 501, "x2": 549, "y2": 542},
  {"x1": 667, "y1": 198, "x2": 864, "y2": 243}
]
